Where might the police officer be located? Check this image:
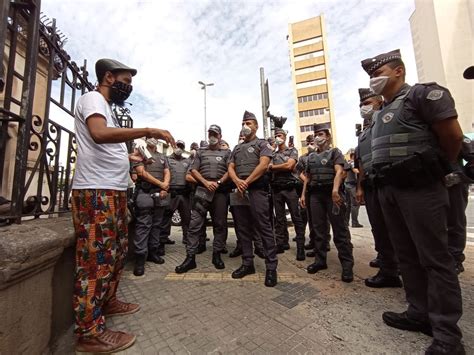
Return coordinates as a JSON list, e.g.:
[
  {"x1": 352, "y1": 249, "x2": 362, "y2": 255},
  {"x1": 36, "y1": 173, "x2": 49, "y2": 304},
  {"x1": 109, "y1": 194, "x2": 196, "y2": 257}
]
[
  {"x1": 133, "y1": 138, "x2": 170, "y2": 276},
  {"x1": 344, "y1": 149, "x2": 363, "y2": 228},
  {"x1": 296, "y1": 135, "x2": 331, "y2": 257},
  {"x1": 270, "y1": 128, "x2": 306, "y2": 260},
  {"x1": 354, "y1": 88, "x2": 401, "y2": 288},
  {"x1": 361, "y1": 49, "x2": 464, "y2": 354},
  {"x1": 300, "y1": 123, "x2": 354, "y2": 282},
  {"x1": 175, "y1": 125, "x2": 230, "y2": 273},
  {"x1": 228, "y1": 111, "x2": 278, "y2": 287},
  {"x1": 159, "y1": 140, "x2": 192, "y2": 245},
  {"x1": 228, "y1": 132, "x2": 266, "y2": 259}
]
